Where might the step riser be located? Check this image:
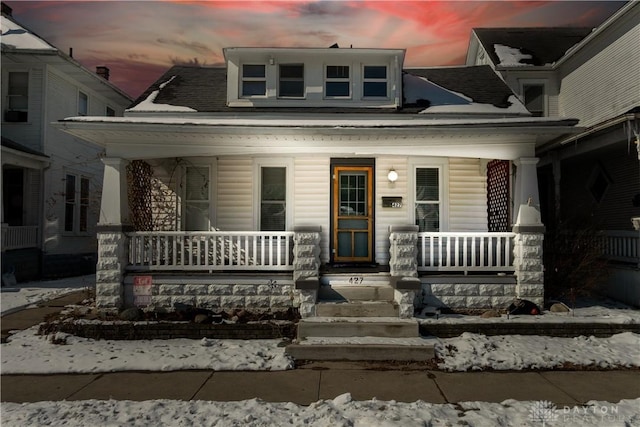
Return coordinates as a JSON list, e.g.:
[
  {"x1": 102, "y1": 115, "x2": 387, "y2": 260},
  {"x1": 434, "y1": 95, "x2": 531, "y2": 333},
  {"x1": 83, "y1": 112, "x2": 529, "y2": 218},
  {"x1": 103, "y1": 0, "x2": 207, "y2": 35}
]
[
  {"x1": 286, "y1": 344, "x2": 434, "y2": 362},
  {"x1": 315, "y1": 303, "x2": 398, "y2": 317},
  {"x1": 320, "y1": 275, "x2": 391, "y2": 287},
  {"x1": 298, "y1": 322, "x2": 418, "y2": 339},
  {"x1": 318, "y1": 285, "x2": 395, "y2": 301}
]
